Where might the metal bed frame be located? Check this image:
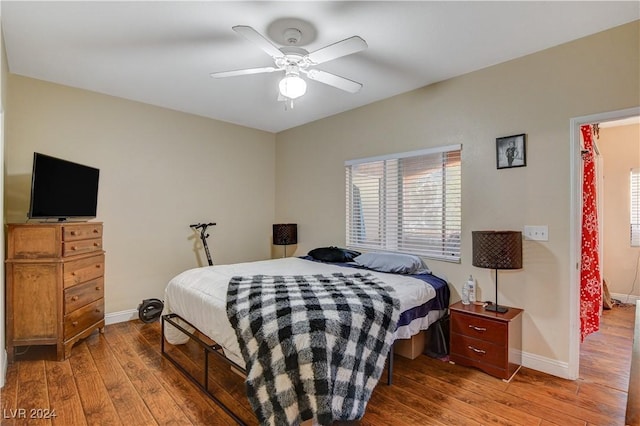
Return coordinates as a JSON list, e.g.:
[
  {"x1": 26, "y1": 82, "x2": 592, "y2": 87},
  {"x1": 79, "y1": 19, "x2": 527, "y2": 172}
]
[{"x1": 161, "y1": 312, "x2": 395, "y2": 426}]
